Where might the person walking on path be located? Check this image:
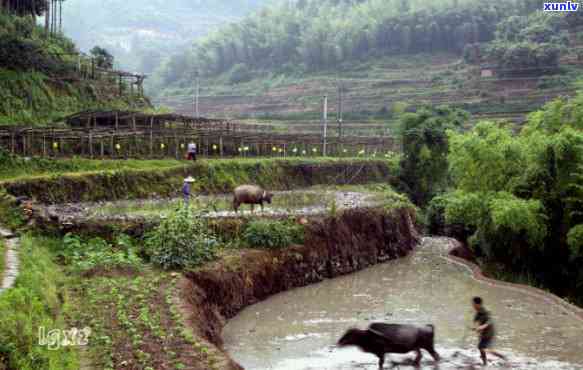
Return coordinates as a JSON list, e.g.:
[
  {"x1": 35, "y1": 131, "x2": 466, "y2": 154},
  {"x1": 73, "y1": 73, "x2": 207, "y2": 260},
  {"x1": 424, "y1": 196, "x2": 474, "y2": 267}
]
[
  {"x1": 182, "y1": 176, "x2": 195, "y2": 204},
  {"x1": 472, "y1": 296, "x2": 507, "y2": 366},
  {"x1": 186, "y1": 142, "x2": 197, "y2": 161}
]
